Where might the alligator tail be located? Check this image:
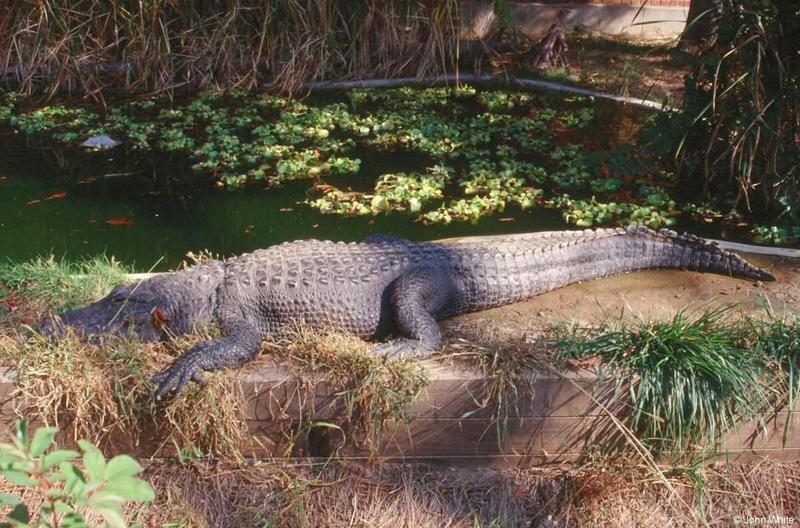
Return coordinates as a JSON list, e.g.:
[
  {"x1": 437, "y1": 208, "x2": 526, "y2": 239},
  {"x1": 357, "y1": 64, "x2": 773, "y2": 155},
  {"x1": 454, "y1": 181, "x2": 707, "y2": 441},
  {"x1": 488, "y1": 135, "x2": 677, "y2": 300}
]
[{"x1": 627, "y1": 226, "x2": 775, "y2": 282}]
